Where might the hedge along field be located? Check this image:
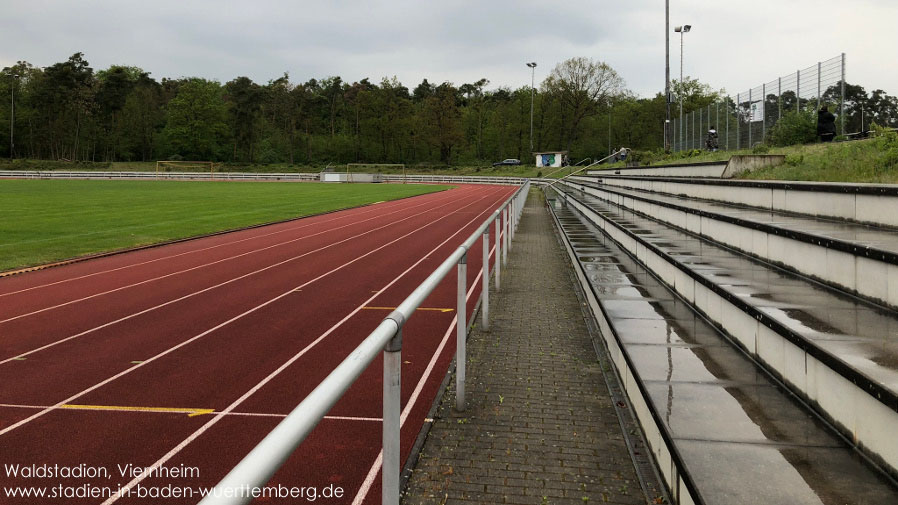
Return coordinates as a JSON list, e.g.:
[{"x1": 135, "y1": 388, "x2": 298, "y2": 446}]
[{"x1": 0, "y1": 179, "x2": 449, "y2": 272}]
